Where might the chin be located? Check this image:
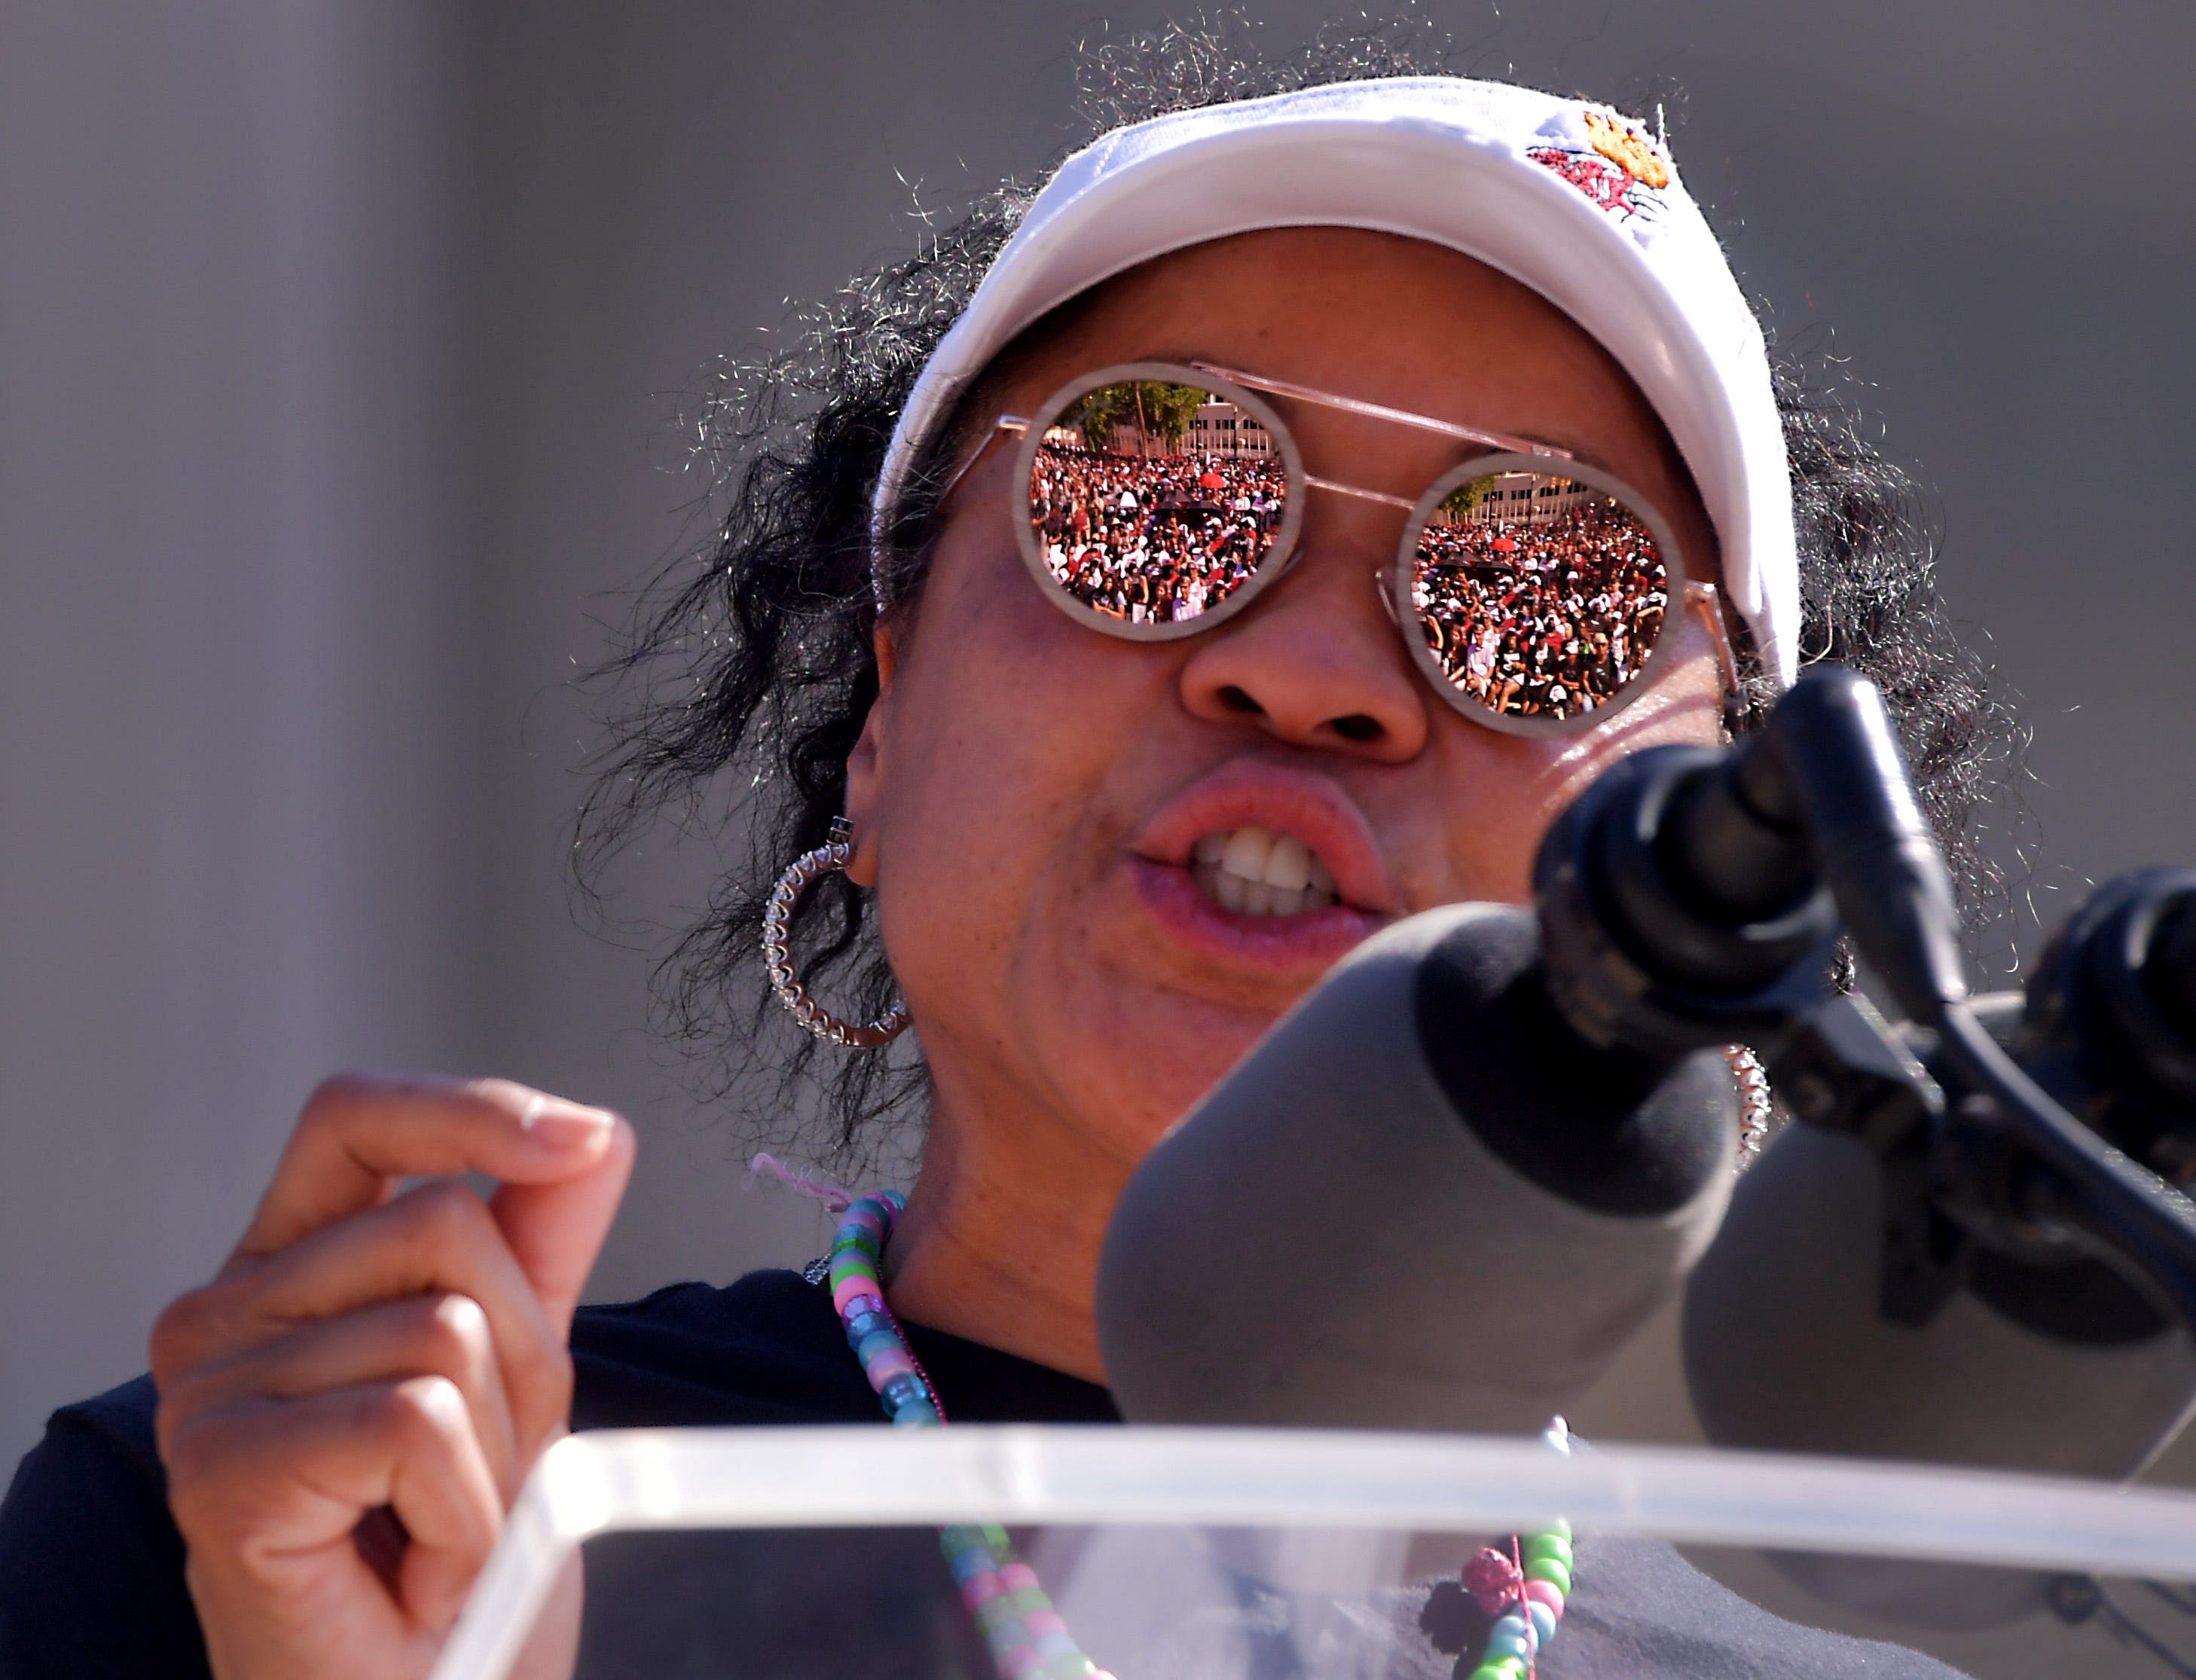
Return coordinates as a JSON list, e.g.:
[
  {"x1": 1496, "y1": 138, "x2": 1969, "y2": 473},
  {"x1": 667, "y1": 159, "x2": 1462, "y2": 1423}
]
[{"x1": 1052, "y1": 994, "x2": 1279, "y2": 1165}]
